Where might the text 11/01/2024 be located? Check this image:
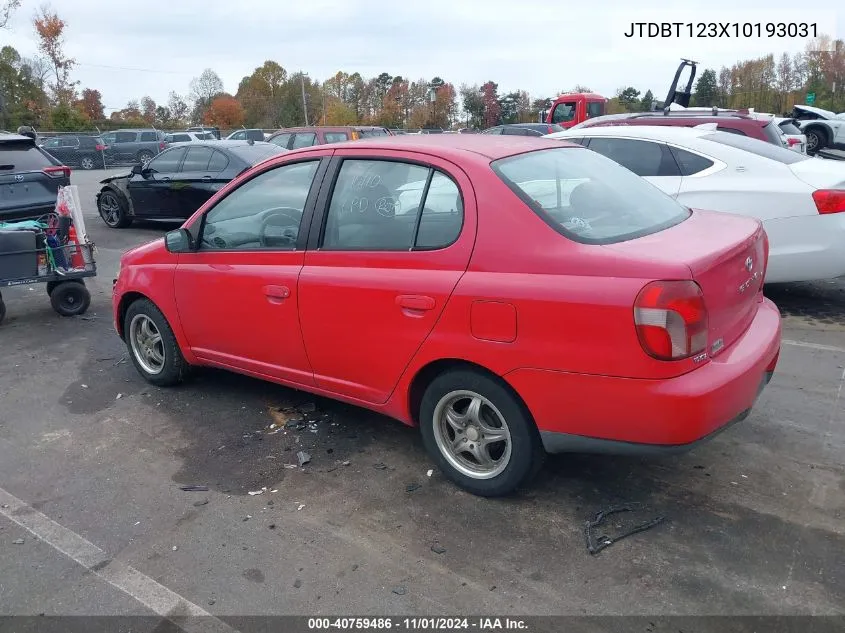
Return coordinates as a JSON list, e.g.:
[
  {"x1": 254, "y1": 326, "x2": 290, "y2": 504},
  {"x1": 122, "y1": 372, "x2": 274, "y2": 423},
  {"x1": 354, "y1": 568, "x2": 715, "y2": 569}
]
[
  {"x1": 624, "y1": 22, "x2": 819, "y2": 38},
  {"x1": 308, "y1": 618, "x2": 528, "y2": 630}
]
